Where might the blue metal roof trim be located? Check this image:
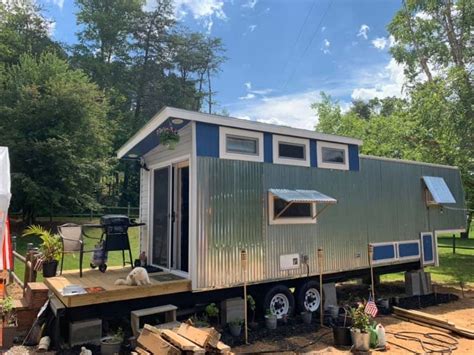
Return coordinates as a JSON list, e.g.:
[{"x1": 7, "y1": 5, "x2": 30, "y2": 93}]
[
  {"x1": 422, "y1": 176, "x2": 456, "y2": 204},
  {"x1": 269, "y1": 188, "x2": 337, "y2": 204}
]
